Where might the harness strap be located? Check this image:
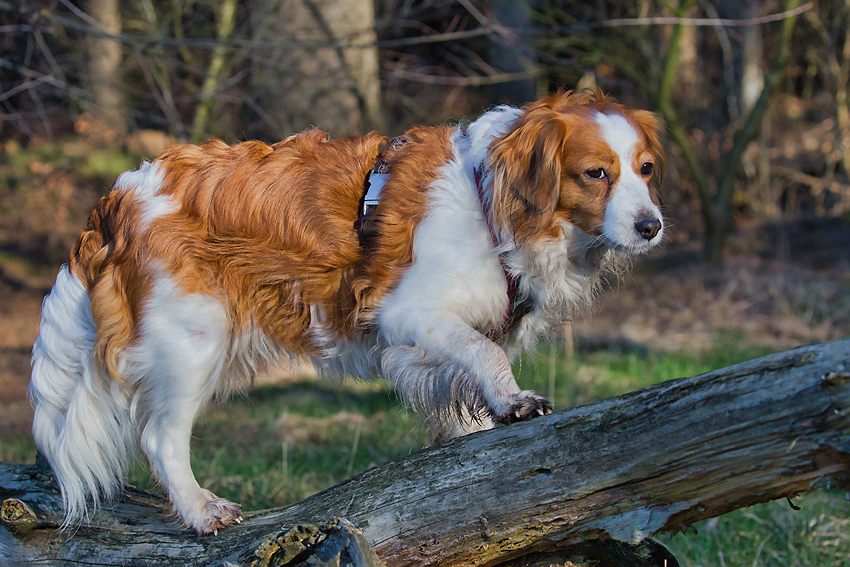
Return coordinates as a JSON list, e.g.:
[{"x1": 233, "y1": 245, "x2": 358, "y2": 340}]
[
  {"x1": 357, "y1": 136, "x2": 408, "y2": 248},
  {"x1": 474, "y1": 167, "x2": 534, "y2": 341},
  {"x1": 357, "y1": 143, "x2": 533, "y2": 341}
]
